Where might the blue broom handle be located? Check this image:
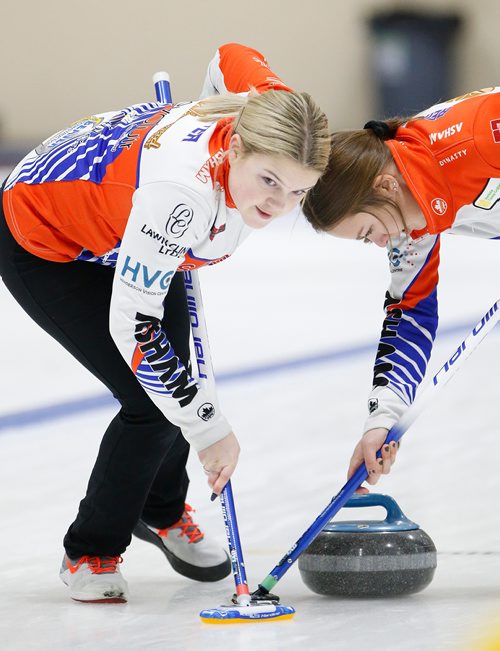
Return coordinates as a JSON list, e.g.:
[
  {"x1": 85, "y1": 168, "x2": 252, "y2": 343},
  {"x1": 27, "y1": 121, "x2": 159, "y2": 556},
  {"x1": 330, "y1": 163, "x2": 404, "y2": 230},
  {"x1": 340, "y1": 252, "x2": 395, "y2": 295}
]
[
  {"x1": 259, "y1": 299, "x2": 500, "y2": 592},
  {"x1": 153, "y1": 71, "x2": 172, "y2": 104},
  {"x1": 220, "y1": 481, "x2": 250, "y2": 600},
  {"x1": 153, "y1": 72, "x2": 250, "y2": 603}
]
